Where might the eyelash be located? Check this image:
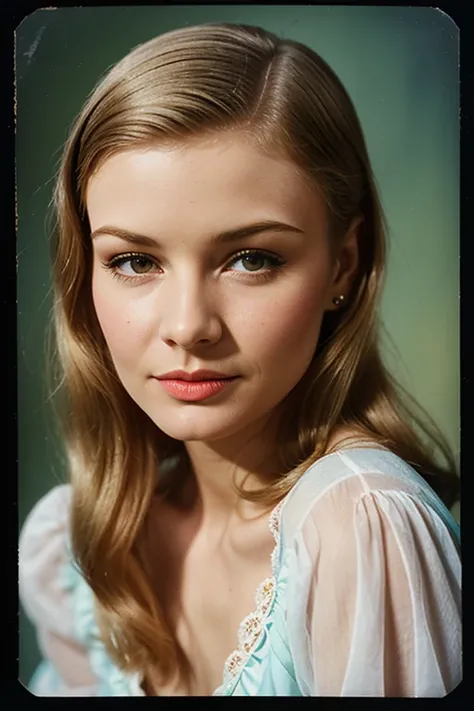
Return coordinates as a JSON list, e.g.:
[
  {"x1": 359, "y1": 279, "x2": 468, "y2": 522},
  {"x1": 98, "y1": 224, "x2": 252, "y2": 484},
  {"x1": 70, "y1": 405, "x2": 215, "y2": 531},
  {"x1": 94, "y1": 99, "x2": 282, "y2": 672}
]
[{"x1": 101, "y1": 249, "x2": 287, "y2": 284}]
